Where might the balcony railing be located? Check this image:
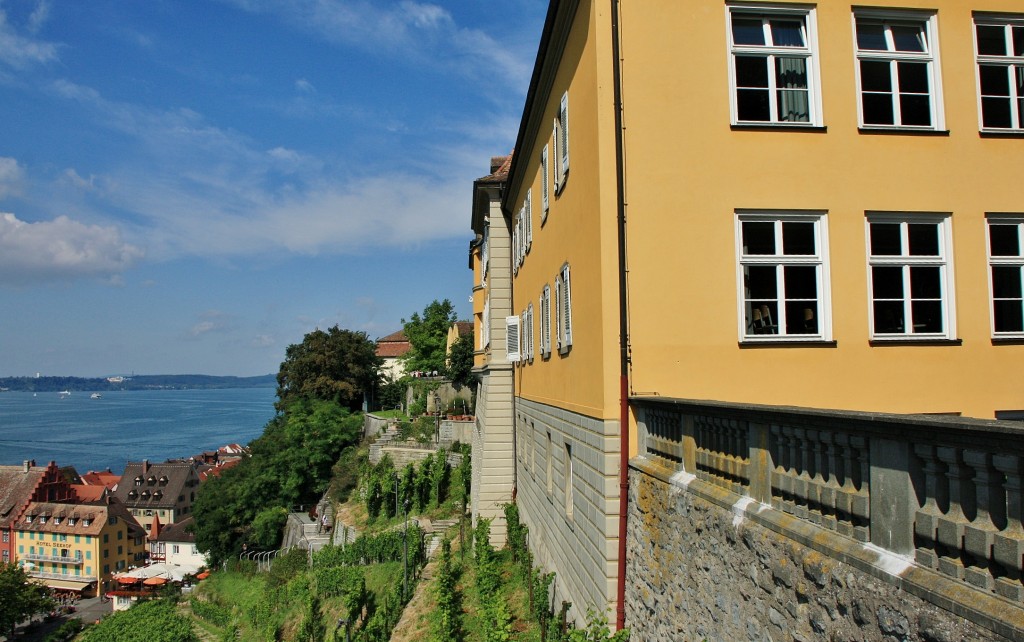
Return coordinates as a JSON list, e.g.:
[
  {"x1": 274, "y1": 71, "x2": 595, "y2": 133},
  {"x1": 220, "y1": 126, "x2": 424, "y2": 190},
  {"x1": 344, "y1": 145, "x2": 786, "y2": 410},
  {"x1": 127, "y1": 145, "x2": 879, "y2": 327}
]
[
  {"x1": 27, "y1": 569, "x2": 97, "y2": 581},
  {"x1": 634, "y1": 397, "x2": 1024, "y2": 606},
  {"x1": 22, "y1": 553, "x2": 85, "y2": 565}
]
